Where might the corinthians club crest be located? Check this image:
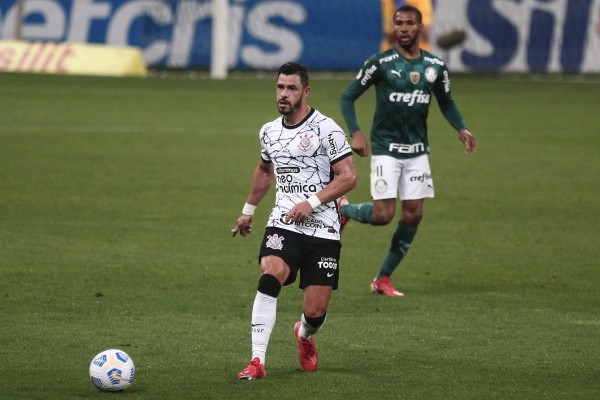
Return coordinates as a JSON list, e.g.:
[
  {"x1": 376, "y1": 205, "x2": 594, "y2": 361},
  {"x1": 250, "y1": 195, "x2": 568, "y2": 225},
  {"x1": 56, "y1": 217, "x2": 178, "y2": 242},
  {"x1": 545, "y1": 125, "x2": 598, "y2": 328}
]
[
  {"x1": 297, "y1": 132, "x2": 314, "y2": 153},
  {"x1": 265, "y1": 233, "x2": 284, "y2": 250}
]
